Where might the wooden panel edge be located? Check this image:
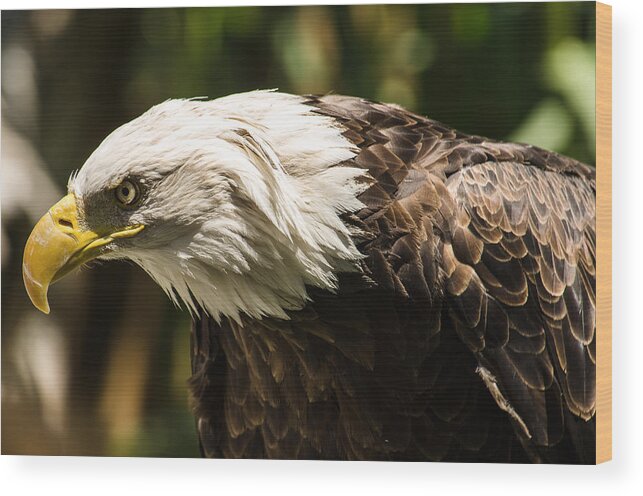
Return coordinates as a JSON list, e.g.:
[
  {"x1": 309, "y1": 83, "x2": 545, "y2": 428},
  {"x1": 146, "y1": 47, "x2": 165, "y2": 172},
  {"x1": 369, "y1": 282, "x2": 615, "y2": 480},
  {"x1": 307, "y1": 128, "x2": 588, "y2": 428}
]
[{"x1": 595, "y1": 0, "x2": 612, "y2": 464}]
